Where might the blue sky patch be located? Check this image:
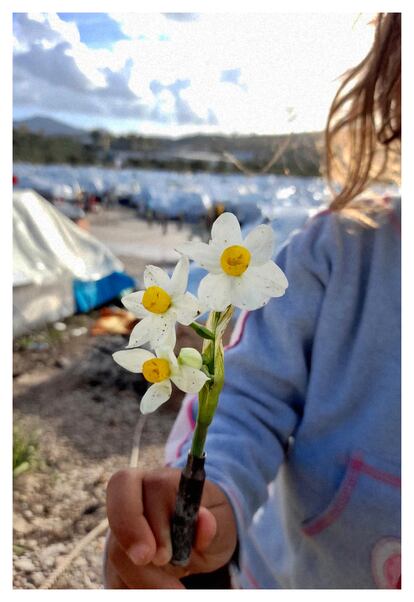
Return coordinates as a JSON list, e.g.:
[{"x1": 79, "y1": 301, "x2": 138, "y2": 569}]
[{"x1": 57, "y1": 13, "x2": 129, "y2": 48}]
